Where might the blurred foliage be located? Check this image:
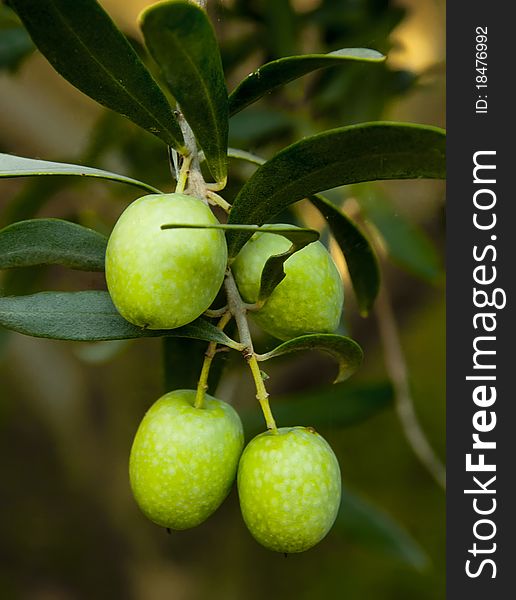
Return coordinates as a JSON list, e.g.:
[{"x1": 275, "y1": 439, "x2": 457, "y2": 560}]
[
  {"x1": 0, "y1": 4, "x2": 34, "y2": 72},
  {"x1": 0, "y1": 0, "x2": 445, "y2": 598}
]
